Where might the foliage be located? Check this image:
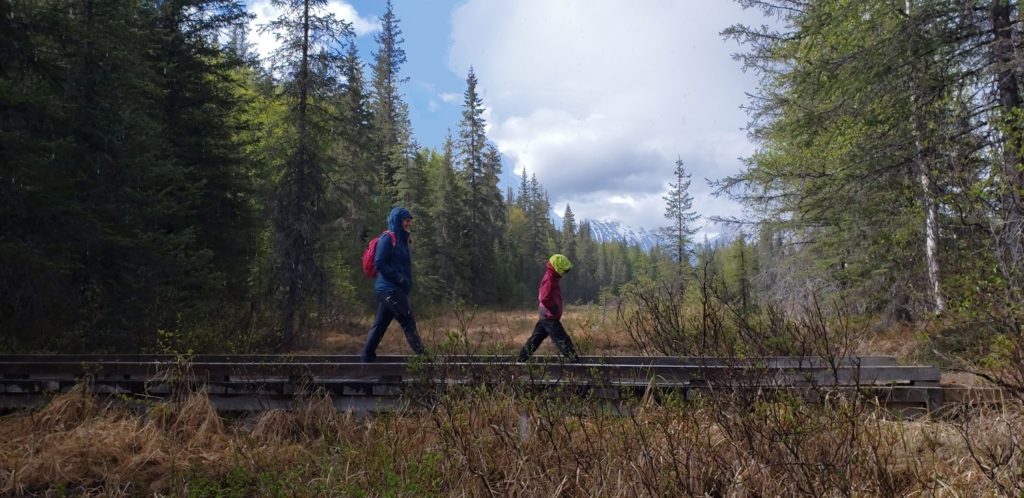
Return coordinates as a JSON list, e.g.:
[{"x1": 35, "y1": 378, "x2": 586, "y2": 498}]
[
  {"x1": 721, "y1": 0, "x2": 1024, "y2": 323},
  {"x1": 5, "y1": 381, "x2": 1024, "y2": 496}
]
